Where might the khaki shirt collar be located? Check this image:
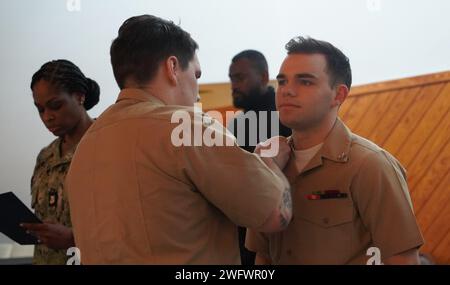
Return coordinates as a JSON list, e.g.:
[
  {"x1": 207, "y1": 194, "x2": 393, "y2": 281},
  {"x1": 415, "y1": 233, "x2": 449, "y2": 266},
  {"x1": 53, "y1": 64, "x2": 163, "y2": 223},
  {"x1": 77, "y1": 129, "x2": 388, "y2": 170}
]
[
  {"x1": 318, "y1": 117, "x2": 352, "y2": 163},
  {"x1": 285, "y1": 118, "x2": 352, "y2": 178},
  {"x1": 115, "y1": 88, "x2": 165, "y2": 106}
]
